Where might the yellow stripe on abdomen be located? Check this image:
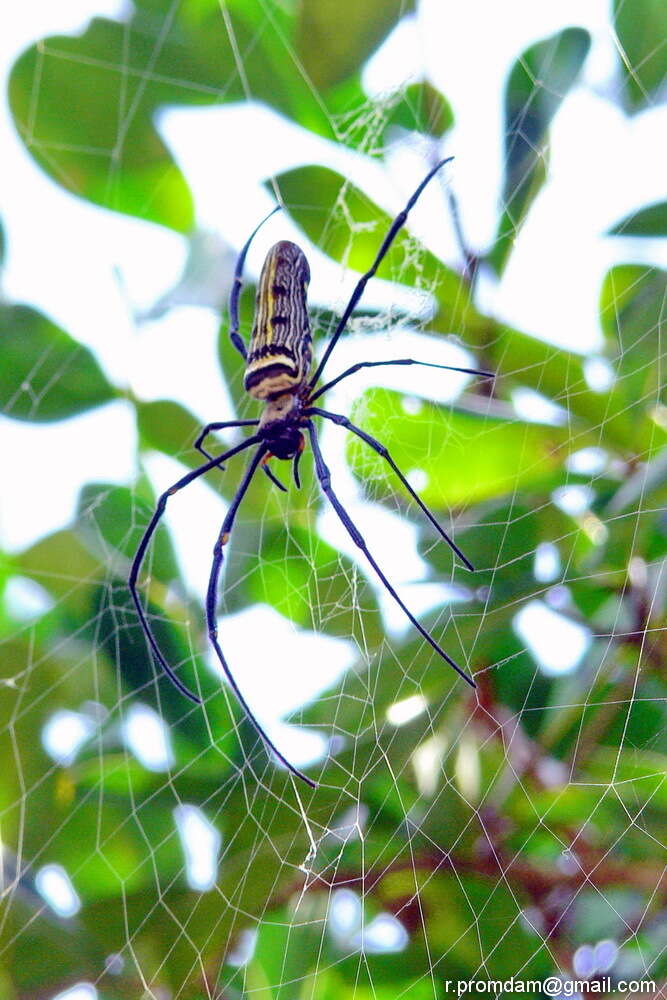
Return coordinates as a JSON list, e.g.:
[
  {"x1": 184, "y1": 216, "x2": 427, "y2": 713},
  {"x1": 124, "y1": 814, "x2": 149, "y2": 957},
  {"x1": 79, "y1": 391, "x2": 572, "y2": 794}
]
[{"x1": 245, "y1": 240, "x2": 312, "y2": 400}]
